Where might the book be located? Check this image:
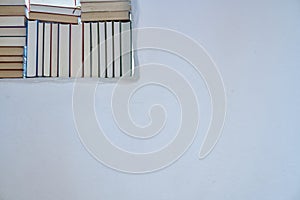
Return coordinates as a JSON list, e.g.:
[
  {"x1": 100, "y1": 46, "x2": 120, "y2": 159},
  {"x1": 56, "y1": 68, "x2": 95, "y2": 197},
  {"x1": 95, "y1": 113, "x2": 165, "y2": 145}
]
[
  {"x1": 83, "y1": 22, "x2": 91, "y2": 77},
  {"x1": 37, "y1": 22, "x2": 43, "y2": 76},
  {"x1": 0, "y1": 37, "x2": 26, "y2": 46},
  {"x1": 99, "y1": 22, "x2": 106, "y2": 78},
  {"x1": 114, "y1": 22, "x2": 121, "y2": 78},
  {"x1": 26, "y1": 20, "x2": 37, "y2": 77},
  {"x1": 26, "y1": 12, "x2": 79, "y2": 24},
  {"x1": 51, "y1": 23, "x2": 58, "y2": 77},
  {"x1": 0, "y1": 17, "x2": 25, "y2": 26},
  {"x1": 106, "y1": 22, "x2": 113, "y2": 78},
  {"x1": 120, "y1": 22, "x2": 132, "y2": 77},
  {"x1": 0, "y1": 70, "x2": 23, "y2": 78},
  {"x1": 58, "y1": 24, "x2": 70, "y2": 77},
  {"x1": 0, "y1": 27, "x2": 26, "y2": 37},
  {"x1": 0, "y1": 63, "x2": 23, "y2": 70},
  {"x1": 43, "y1": 23, "x2": 51, "y2": 77},
  {"x1": 29, "y1": 0, "x2": 76, "y2": 8},
  {"x1": 0, "y1": 47, "x2": 24, "y2": 56},
  {"x1": 81, "y1": 11, "x2": 130, "y2": 22},
  {"x1": 81, "y1": 2, "x2": 131, "y2": 12},
  {"x1": 0, "y1": 6, "x2": 26, "y2": 16},
  {"x1": 29, "y1": 4, "x2": 81, "y2": 16},
  {"x1": 71, "y1": 24, "x2": 82, "y2": 77},
  {"x1": 0, "y1": 56, "x2": 23, "y2": 62},
  {"x1": 91, "y1": 22, "x2": 99, "y2": 77},
  {"x1": 0, "y1": 0, "x2": 27, "y2": 5}
]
